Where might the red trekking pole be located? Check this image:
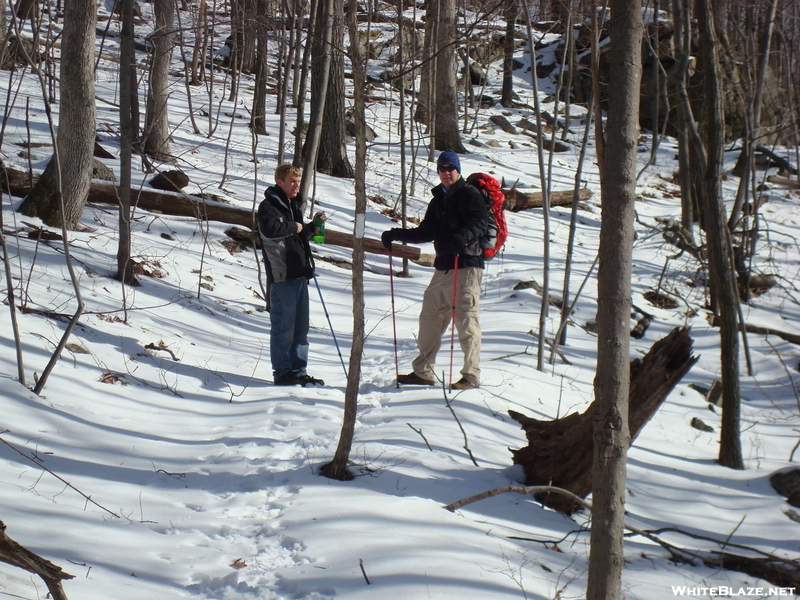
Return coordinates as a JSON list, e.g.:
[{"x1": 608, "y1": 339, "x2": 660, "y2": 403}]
[
  {"x1": 448, "y1": 256, "x2": 459, "y2": 389},
  {"x1": 389, "y1": 253, "x2": 400, "y2": 388}
]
